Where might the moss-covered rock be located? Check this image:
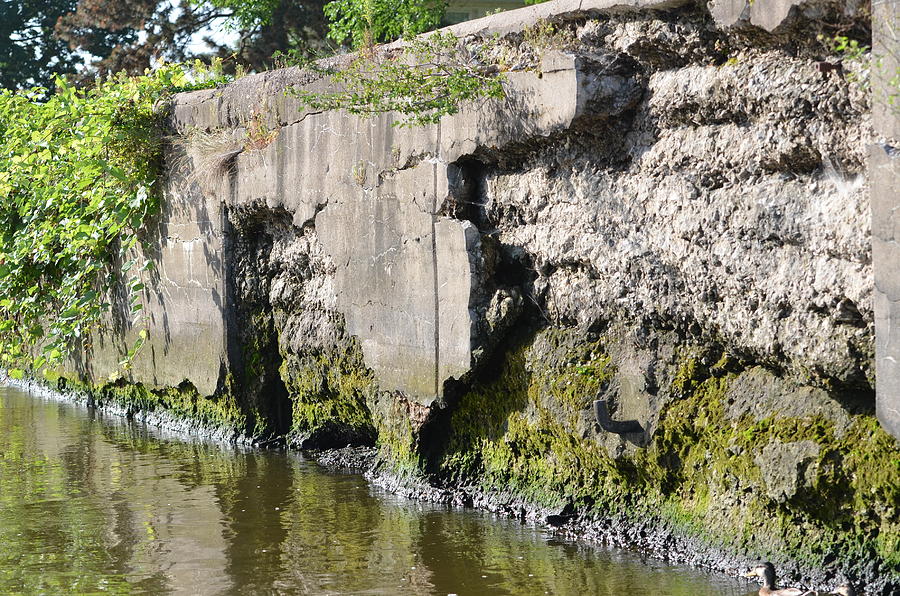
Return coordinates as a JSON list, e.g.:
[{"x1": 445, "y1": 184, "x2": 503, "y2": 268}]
[{"x1": 53, "y1": 374, "x2": 257, "y2": 438}]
